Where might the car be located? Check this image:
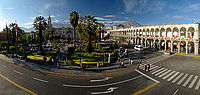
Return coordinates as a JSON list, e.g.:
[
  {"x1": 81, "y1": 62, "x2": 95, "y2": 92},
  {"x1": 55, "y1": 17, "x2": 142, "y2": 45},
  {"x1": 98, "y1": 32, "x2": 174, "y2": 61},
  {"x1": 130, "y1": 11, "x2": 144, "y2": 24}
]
[{"x1": 134, "y1": 45, "x2": 143, "y2": 51}]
